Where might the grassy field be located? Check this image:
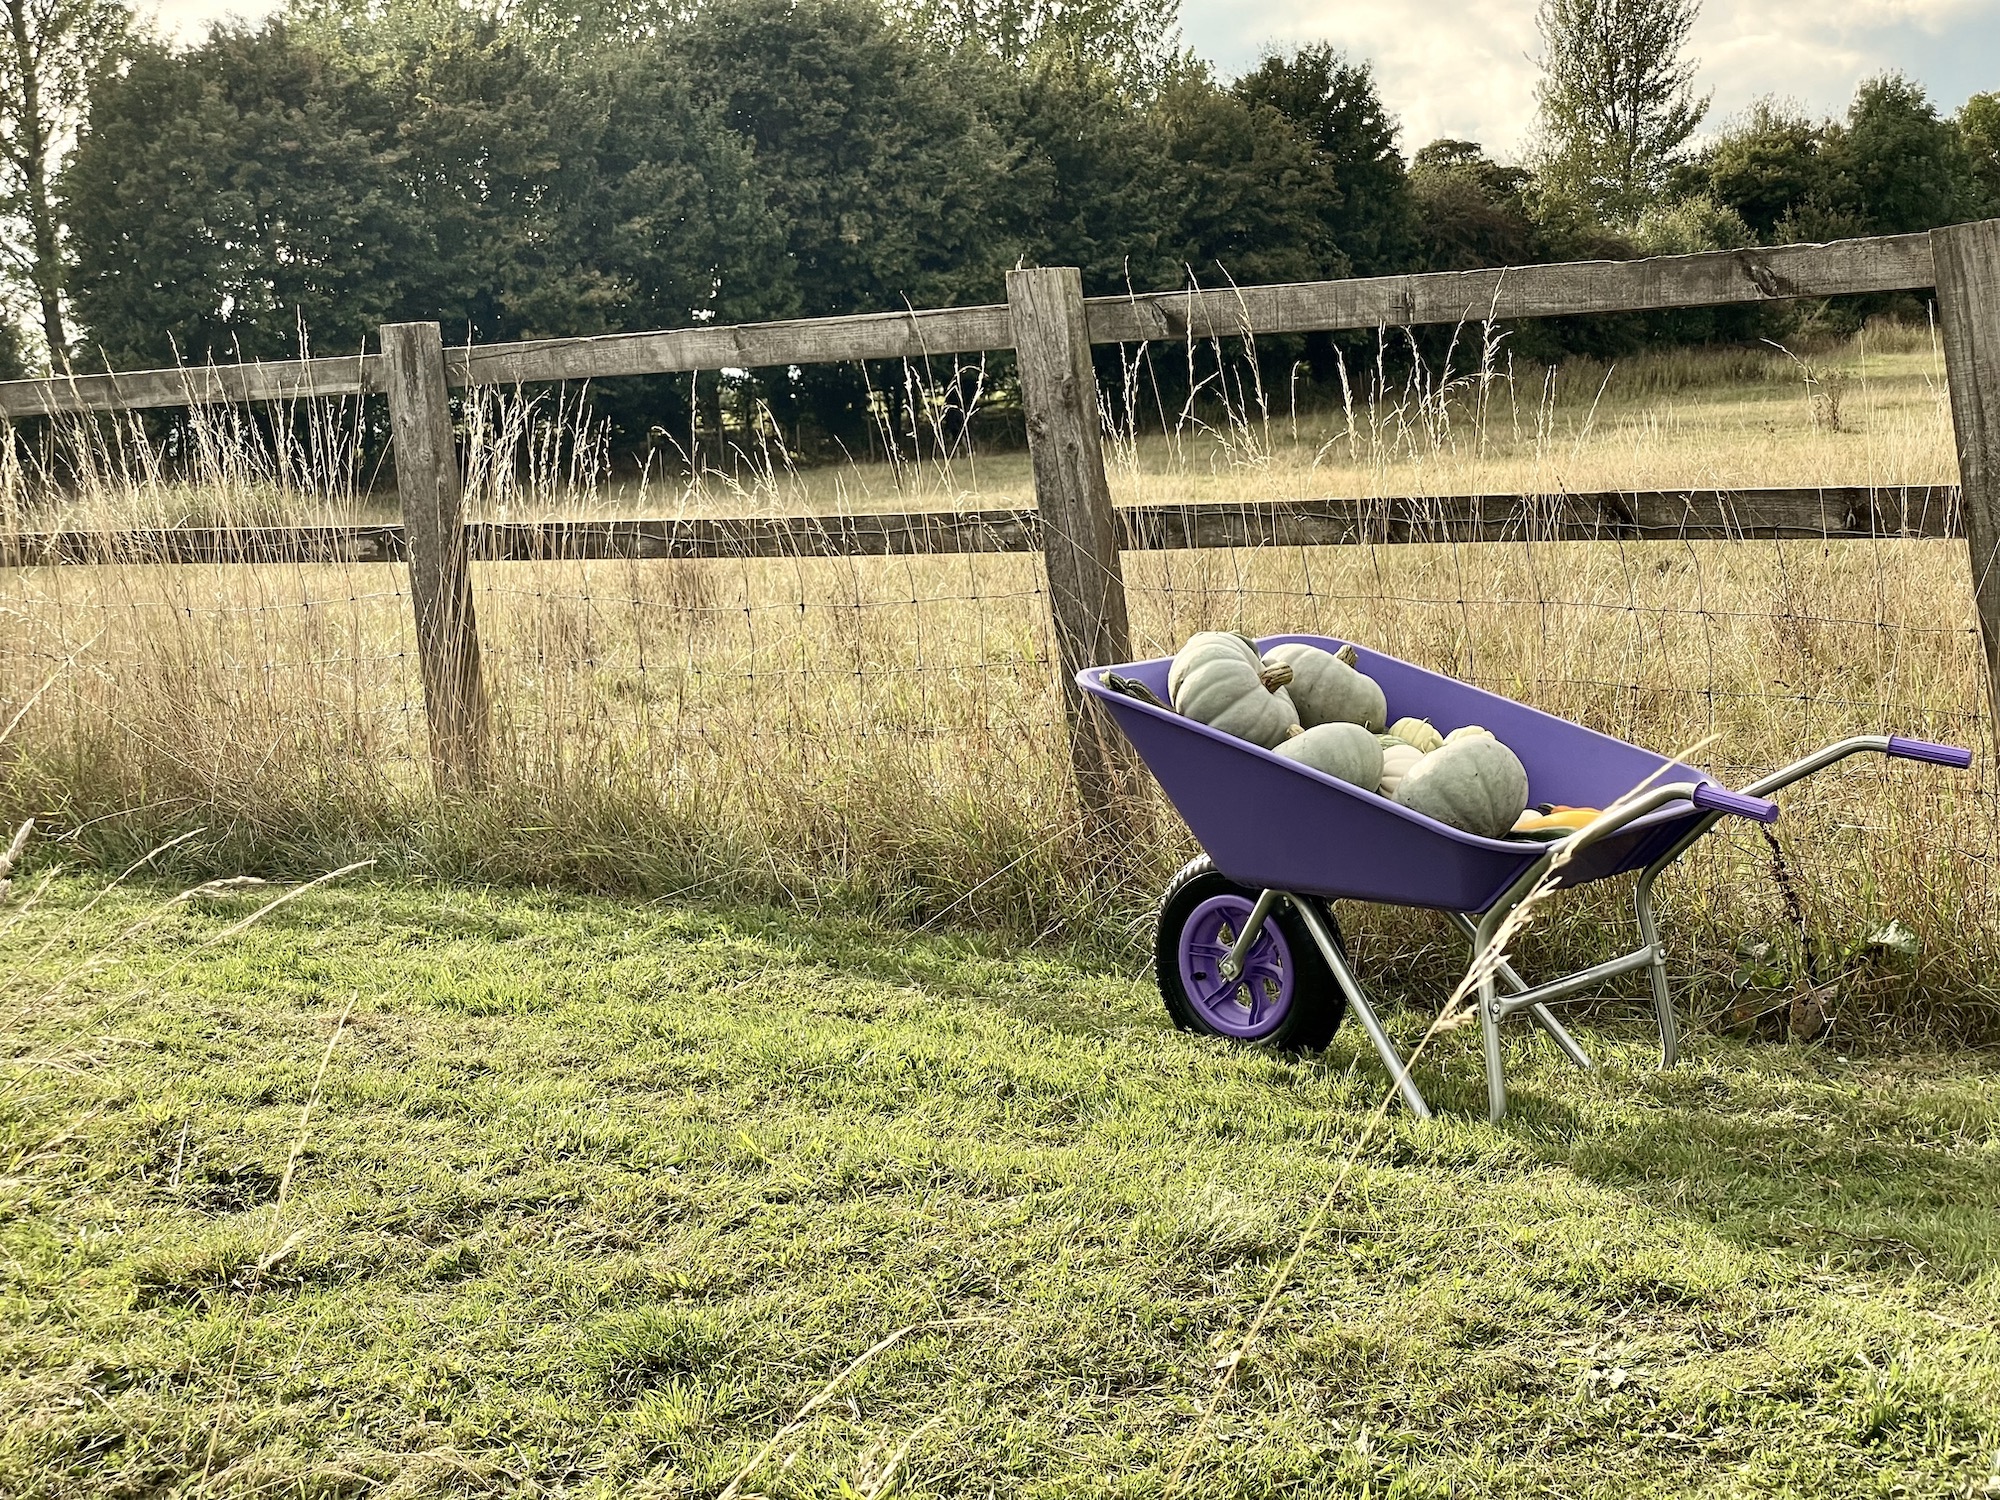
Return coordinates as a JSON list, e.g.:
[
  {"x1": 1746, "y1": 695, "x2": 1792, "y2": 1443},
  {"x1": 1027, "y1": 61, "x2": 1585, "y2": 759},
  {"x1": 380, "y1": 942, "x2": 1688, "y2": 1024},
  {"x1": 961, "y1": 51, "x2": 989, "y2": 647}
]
[
  {"x1": 1, "y1": 322, "x2": 1995, "y2": 1036},
  {"x1": 578, "y1": 328, "x2": 1955, "y2": 521},
  {"x1": 4, "y1": 876, "x2": 1999, "y2": 1497}
]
